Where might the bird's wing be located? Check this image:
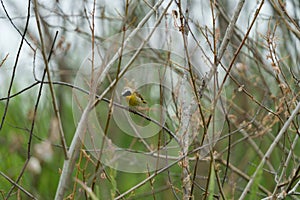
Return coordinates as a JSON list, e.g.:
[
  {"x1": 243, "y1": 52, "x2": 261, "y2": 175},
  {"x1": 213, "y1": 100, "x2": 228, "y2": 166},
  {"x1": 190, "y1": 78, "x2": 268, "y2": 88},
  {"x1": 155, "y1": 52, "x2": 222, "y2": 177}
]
[{"x1": 135, "y1": 92, "x2": 147, "y2": 104}]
